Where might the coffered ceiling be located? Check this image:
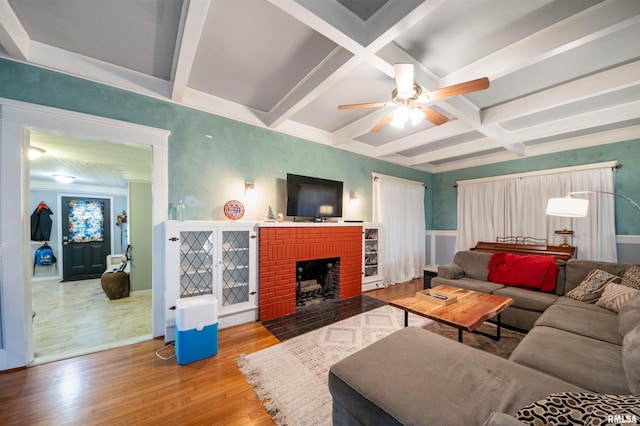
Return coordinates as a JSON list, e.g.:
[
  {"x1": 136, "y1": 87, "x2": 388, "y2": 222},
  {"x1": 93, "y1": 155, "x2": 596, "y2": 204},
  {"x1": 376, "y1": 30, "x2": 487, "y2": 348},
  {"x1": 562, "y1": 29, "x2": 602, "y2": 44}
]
[{"x1": 2, "y1": 0, "x2": 639, "y2": 176}]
